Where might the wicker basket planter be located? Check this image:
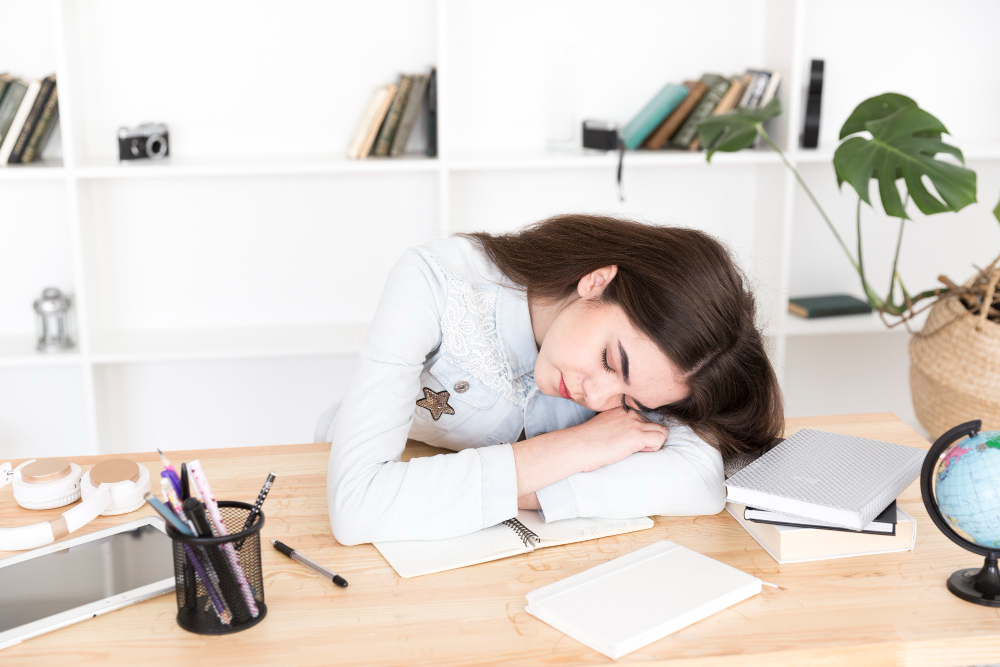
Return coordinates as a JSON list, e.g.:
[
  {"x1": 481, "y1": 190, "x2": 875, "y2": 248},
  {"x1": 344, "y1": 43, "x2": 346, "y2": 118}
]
[{"x1": 910, "y1": 295, "x2": 1000, "y2": 439}]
